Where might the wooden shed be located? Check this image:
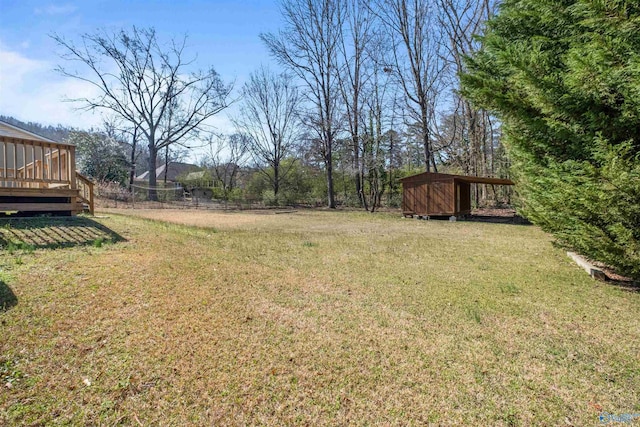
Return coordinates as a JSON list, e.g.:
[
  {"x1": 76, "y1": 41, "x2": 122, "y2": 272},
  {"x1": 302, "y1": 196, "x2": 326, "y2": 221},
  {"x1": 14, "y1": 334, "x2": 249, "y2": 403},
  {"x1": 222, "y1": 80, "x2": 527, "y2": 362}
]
[{"x1": 400, "y1": 172, "x2": 514, "y2": 218}]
